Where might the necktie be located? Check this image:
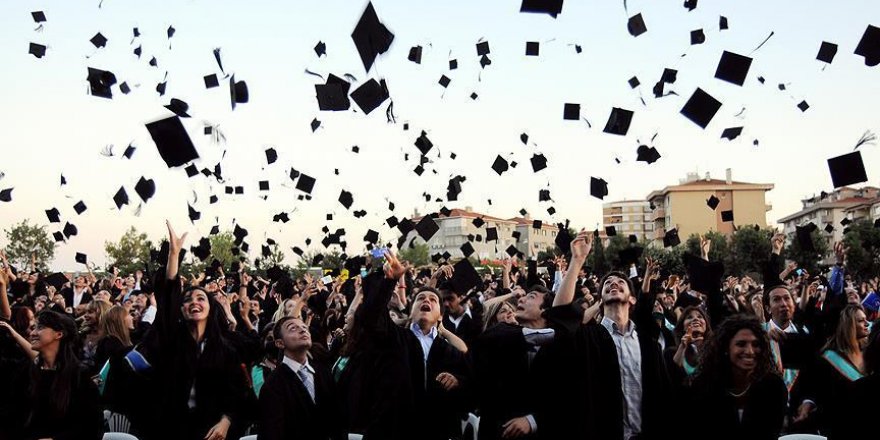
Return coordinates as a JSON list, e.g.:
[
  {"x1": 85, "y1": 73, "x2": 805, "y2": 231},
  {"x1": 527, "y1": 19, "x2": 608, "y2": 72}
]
[{"x1": 298, "y1": 368, "x2": 315, "y2": 402}]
